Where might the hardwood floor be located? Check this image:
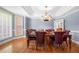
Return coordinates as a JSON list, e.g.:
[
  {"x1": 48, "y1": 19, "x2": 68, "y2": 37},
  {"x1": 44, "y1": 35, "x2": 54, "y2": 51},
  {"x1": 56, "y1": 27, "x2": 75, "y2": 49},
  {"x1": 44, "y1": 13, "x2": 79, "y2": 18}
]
[{"x1": 0, "y1": 37, "x2": 79, "y2": 53}]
